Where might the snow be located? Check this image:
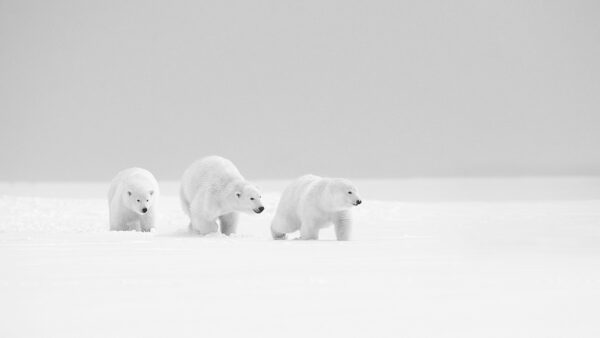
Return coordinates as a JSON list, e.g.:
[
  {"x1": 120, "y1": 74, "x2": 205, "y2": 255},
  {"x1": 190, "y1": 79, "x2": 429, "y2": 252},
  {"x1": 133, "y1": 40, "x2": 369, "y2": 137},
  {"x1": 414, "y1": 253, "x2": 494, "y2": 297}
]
[{"x1": 1, "y1": 179, "x2": 600, "y2": 337}]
